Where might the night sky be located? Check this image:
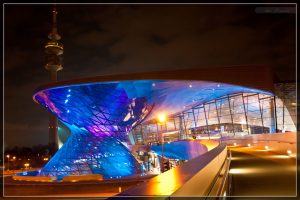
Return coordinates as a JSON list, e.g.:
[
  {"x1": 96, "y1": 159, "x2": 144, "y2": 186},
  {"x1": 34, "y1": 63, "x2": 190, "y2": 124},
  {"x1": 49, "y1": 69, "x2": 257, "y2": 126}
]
[{"x1": 4, "y1": 4, "x2": 296, "y2": 148}]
